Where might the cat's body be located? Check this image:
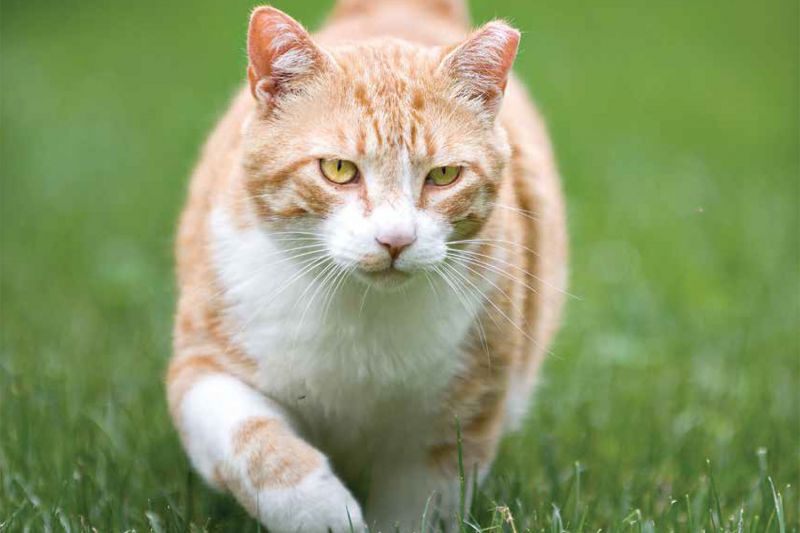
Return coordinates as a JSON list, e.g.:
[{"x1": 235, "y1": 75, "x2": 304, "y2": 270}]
[{"x1": 167, "y1": 0, "x2": 567, "y2": 530}]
